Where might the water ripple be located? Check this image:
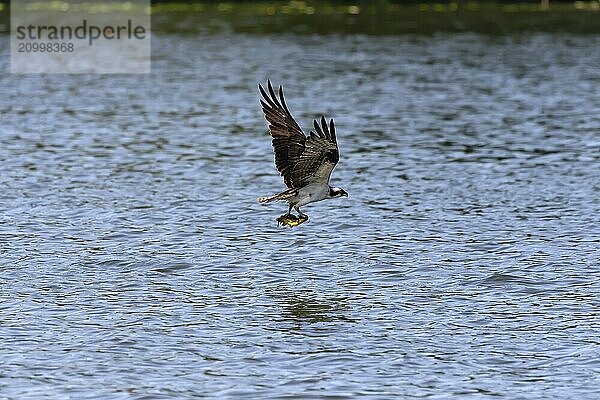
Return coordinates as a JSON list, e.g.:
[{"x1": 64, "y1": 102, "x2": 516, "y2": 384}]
[{"x1": 0, "y1": 33, "x2": 599, "y2": 399}]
